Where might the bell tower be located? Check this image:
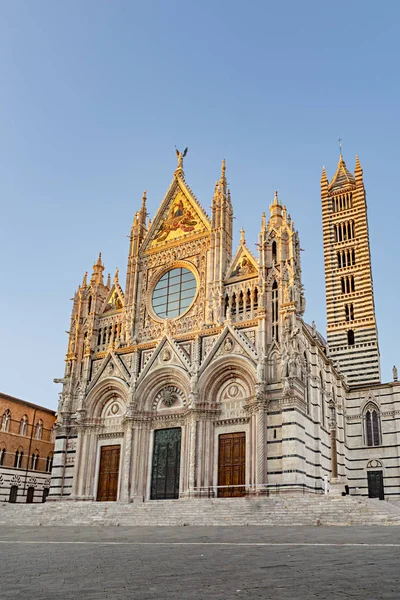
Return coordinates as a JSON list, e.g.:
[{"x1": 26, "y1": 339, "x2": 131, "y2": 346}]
[{"x1": 321, "y1": 154, "x2": 380, "y2": 385}]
